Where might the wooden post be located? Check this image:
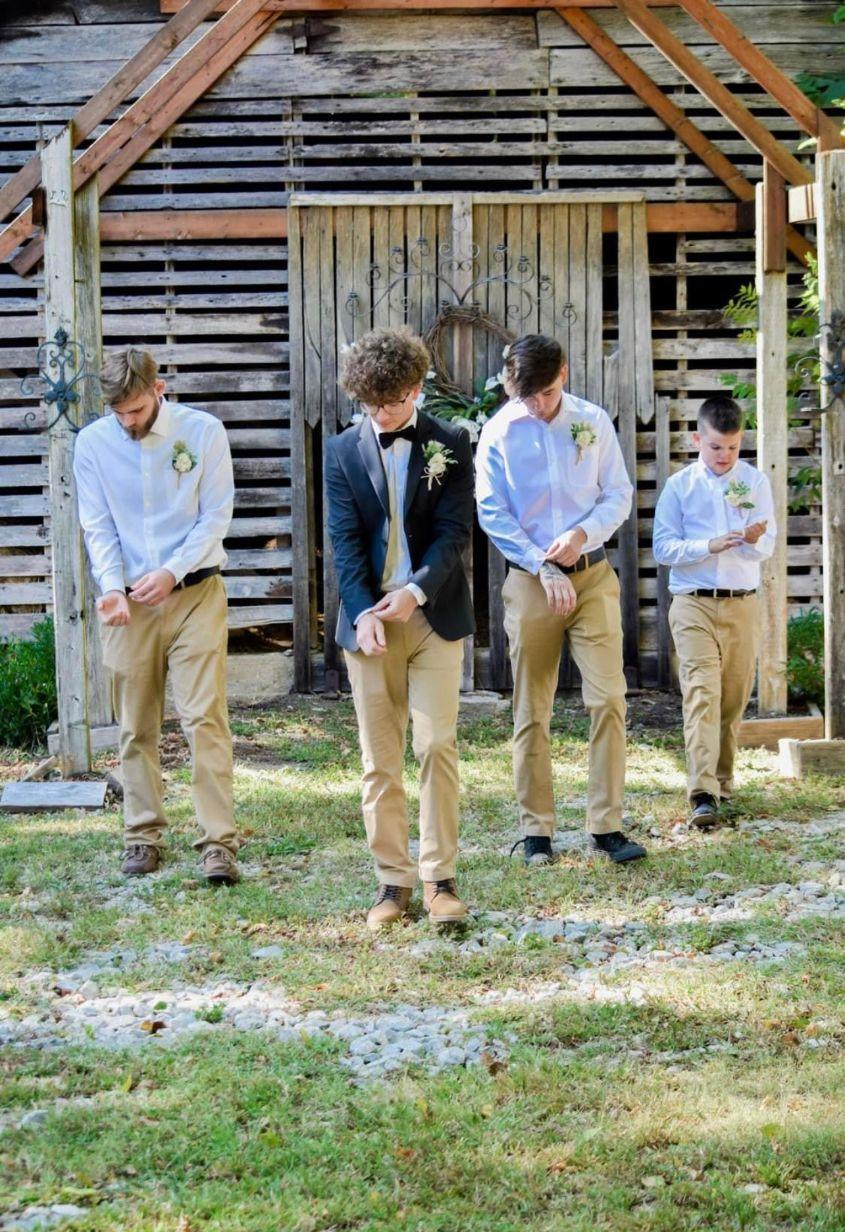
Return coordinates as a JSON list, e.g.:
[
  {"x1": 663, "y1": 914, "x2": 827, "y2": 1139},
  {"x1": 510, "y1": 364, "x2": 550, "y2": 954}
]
[
  {"x1": 42, "y1": 129, "x2": 91, "y2": 774},
  {"x1": 817, "y1": 151, "x2": 845, "y2": 739},
  {"x1": 73, "y1": 176, "x2": 111, "y2": 729},
  {"x1": 755, "y1": 165, "x2": 788, "y2": 714},
  {"x1": 451, "y1": 195, "x2": 475, "y2": 690}
]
